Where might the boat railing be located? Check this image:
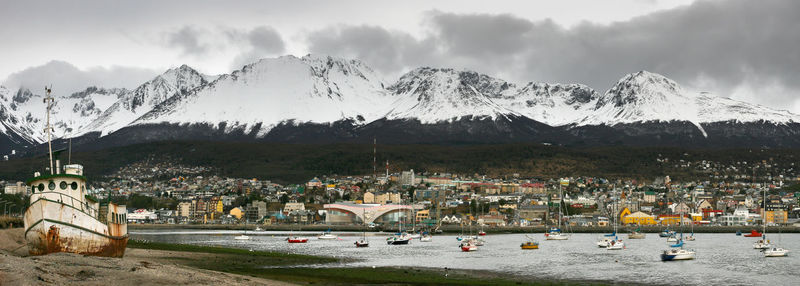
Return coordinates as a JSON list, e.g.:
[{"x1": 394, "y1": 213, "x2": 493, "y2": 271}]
[{"x1": 33, "y1": 191, "x2": 99, "y2": 219}]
